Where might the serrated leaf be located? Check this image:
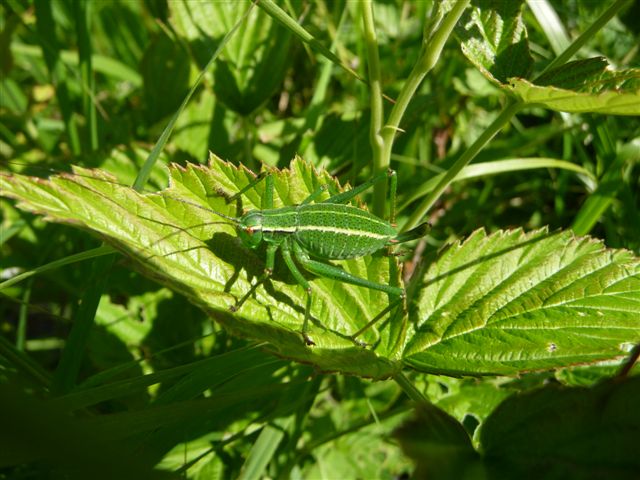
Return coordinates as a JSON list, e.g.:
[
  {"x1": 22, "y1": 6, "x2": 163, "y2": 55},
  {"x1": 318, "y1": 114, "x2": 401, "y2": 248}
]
[
  {"x1": 456, "y1": 0, "x2": 533, "y2": 85},
  {"x1": 0, "y1": 156, "x2": 403, "y2": 379},
  {"x1": 4, "y1": 162, "x2": 639, "y2": 379},
  {"x1": 507, "y1": 76, "x2": 640, "y2": 115},
  {"x1": 404, "y1": 229, "x2": 640, "y2": 375}
]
